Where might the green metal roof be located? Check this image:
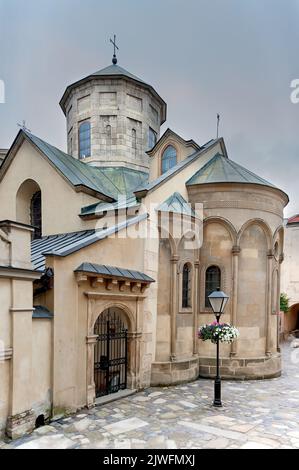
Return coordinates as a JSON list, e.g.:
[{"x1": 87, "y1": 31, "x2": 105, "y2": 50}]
[
  {"x1": 94, "y1": 166, "x2": 148, "y2": 195},
  {"x1": 186, "y1": 153, "x2": 277, "y2": 188},
  {"x1": 156, "y1": 192, "x2": 197, "y2": 217},
  {"x1": 23, "y1": 131, "x2": 147, "y2": 200},
  {"x1": 81, "y1": 196, "x2": 139, "y2": 217}
]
